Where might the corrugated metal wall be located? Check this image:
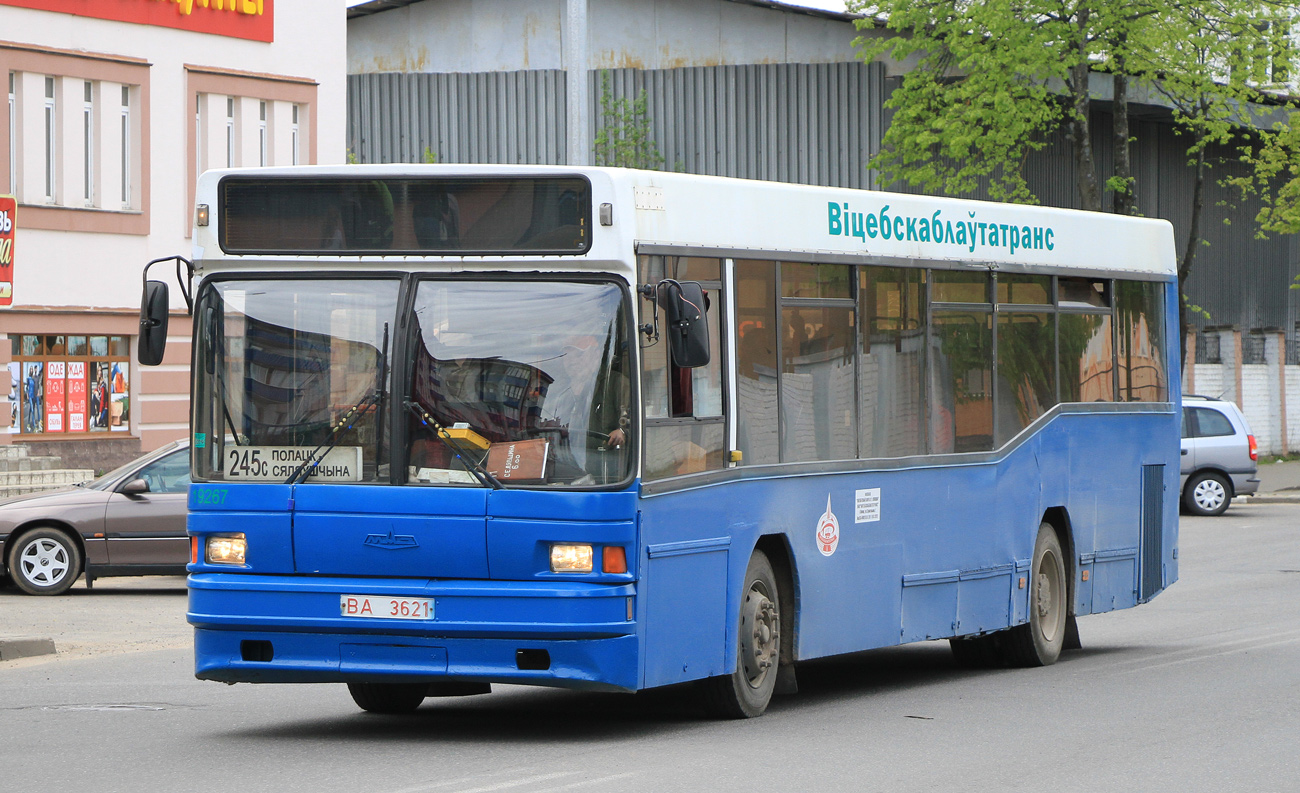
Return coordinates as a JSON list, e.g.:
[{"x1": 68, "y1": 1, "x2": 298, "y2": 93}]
[
  {"x1": 348, "y1": 65, "x2": 1299, "y2": 340},
  {"x1": 347, "y1": 62, "x2": 885, "y2": 189}
]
